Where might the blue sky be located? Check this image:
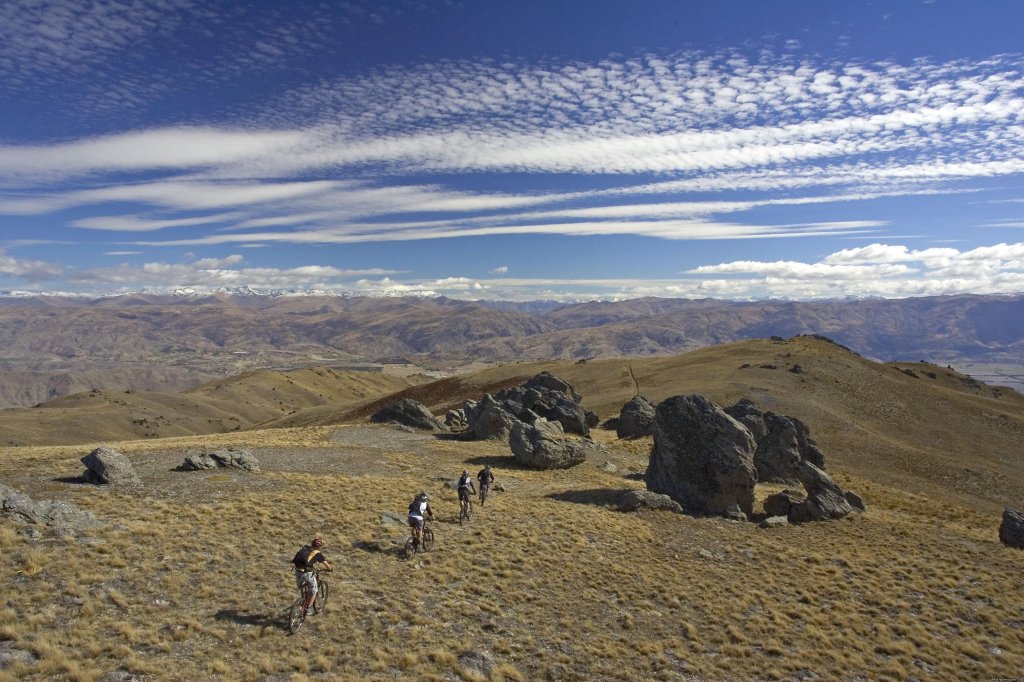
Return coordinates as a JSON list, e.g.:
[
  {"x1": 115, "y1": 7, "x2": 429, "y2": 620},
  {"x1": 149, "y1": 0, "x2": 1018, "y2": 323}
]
[{"x1": 2, "y1": 0, "x2": 1024, "y2": 300}]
